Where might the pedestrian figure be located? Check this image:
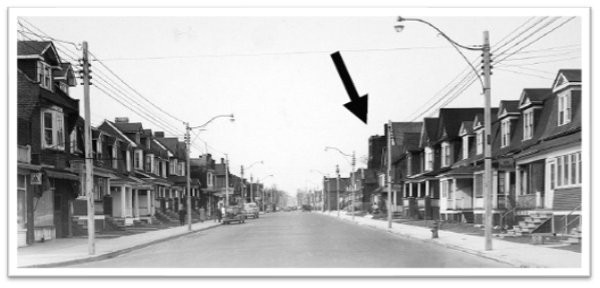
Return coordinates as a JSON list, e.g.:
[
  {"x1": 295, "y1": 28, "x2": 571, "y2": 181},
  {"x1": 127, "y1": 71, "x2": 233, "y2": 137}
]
[
  {"x1": 216, "y1": 203, "x2": 223, "y2": 223},
  {"x1": 178, "y1": 205, "x2": 186, "y2": 226}
]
